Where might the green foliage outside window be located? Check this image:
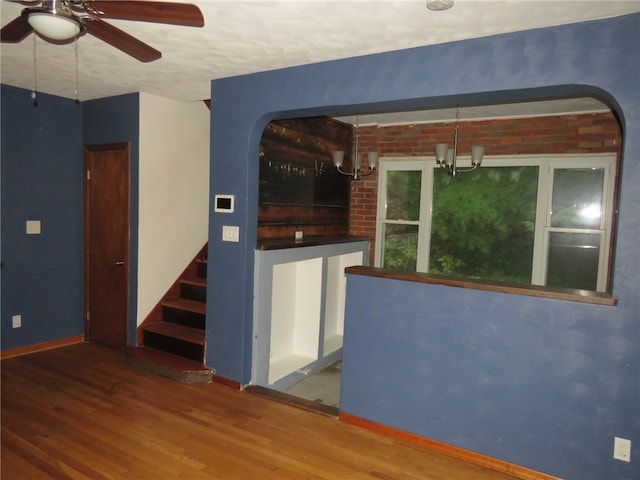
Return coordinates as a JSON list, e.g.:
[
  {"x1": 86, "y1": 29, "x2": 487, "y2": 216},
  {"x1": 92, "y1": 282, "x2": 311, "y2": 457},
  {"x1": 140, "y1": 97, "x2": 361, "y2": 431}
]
[
  {"x1": 383, "y1": 171, "x2": 421, "y2": 271},
  {"x1": 429, "y1": 167, "x2": 538, "y2": 284},
  {"x1": 382, "y1": 224, "x2": 418, "y2": 271}
]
